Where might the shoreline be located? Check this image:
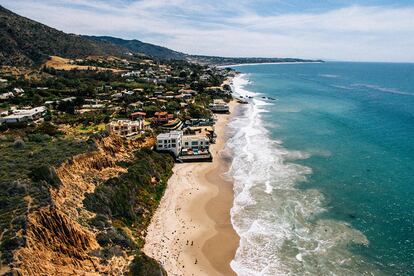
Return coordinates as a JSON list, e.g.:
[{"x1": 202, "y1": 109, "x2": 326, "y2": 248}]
[{"x1": 143, "y1": 100, "x2": 239, "y2": 275}]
